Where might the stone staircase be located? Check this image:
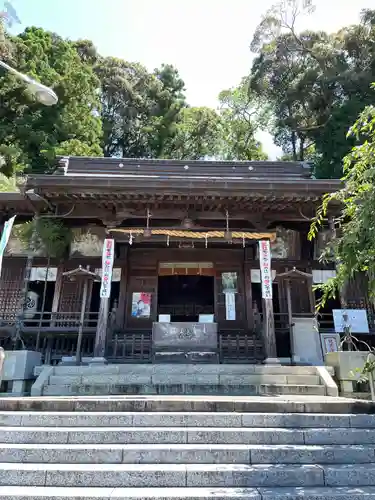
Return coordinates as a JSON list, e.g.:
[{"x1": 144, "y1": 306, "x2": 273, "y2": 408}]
[
  {"x1": 0, "y1": 395, "x2": 374, "y2": 498},
  {"x1": 32, "y1": 363, "x2": 337, "y2": 397}
]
